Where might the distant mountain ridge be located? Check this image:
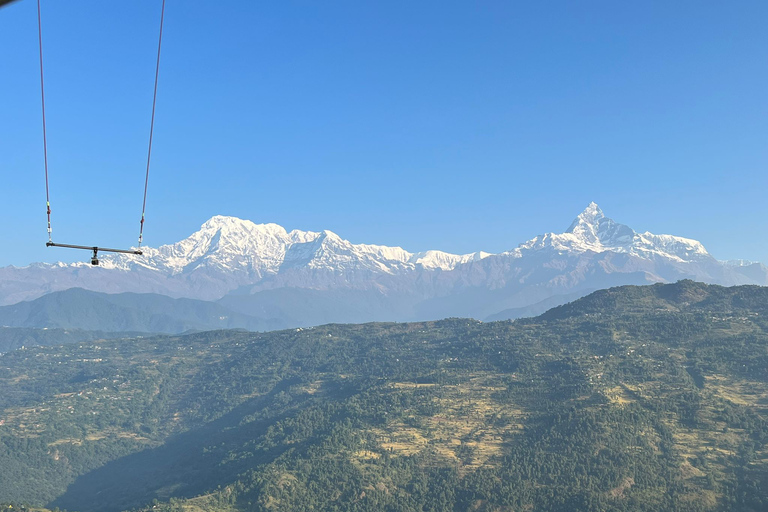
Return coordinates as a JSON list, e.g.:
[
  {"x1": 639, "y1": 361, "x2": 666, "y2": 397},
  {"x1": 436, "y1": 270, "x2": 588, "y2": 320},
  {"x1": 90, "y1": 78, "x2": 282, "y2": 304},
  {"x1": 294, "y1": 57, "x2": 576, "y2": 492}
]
[
  {"x1": 1, "y1": 203, "x2": 765, "y2": 329},
  {"x1": 0, "y1": 288, "x2": 271, "y2": 333},
  {"x1": 103, "y1": 215, "x2": 491, "y2": 277}
]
